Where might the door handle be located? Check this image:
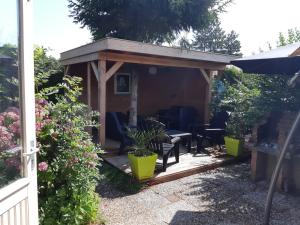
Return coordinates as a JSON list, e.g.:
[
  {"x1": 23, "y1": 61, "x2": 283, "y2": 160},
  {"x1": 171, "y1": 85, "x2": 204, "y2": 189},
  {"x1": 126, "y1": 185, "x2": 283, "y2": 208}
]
[{"x1": 23, "y1": 148, "x2": 39, "y2": 157}]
